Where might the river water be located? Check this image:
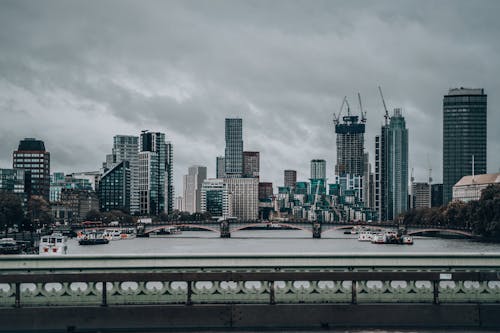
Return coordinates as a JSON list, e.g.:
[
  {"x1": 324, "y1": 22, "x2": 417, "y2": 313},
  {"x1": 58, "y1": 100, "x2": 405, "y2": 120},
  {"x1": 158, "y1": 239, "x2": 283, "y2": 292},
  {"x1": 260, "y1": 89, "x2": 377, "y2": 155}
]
[{"x1": 66, "y1": 229, "x2": 500, "y2": 255}]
